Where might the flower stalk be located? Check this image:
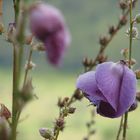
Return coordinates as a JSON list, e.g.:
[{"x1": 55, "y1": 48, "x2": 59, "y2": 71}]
[
  {"x1": 11, "y1": 0, "x2": 27, "y2": 140},
  {"x1": 122, "y1": 0, "x2": 133, "y2": 140}
]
